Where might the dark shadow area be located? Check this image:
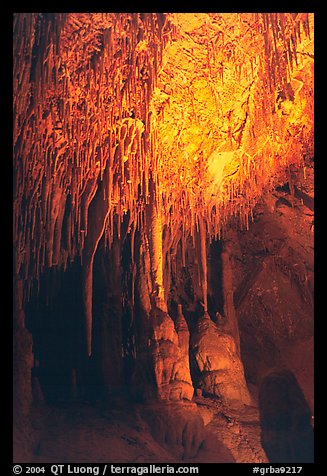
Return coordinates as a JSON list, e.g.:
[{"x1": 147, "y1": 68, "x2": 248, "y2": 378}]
[
  {"x1": 259, "y1": 369, "x2": 314, "y2": 463},
  {"x1": 25, "y1": 261, "x2": 87, "y2": 404}
]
